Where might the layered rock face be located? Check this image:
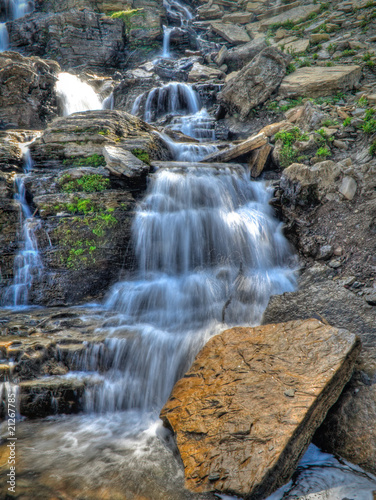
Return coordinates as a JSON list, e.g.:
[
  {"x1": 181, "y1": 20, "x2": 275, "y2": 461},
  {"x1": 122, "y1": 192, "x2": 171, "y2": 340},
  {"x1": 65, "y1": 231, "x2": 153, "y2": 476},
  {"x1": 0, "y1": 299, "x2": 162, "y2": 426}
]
[
  {"x1": 0, "y1": 52, "x2": 60, "y2": 129},
  {"x1": 7, "y1": 10, "x2": 127, "y2": 71},
  {"x1": 0, "y1": 110, "x2": 170, "y2": 306},
  {"x1": 161, "y1": 319, "x2": 361, "y2": 499}
]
